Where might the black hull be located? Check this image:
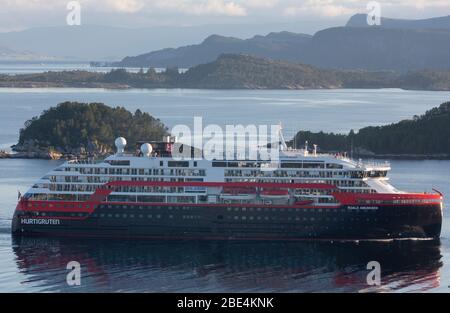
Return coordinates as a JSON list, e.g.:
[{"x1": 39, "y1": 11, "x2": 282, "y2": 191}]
[{"x1": 12, "y1": 203, "x2": 442, "y2": 241}]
